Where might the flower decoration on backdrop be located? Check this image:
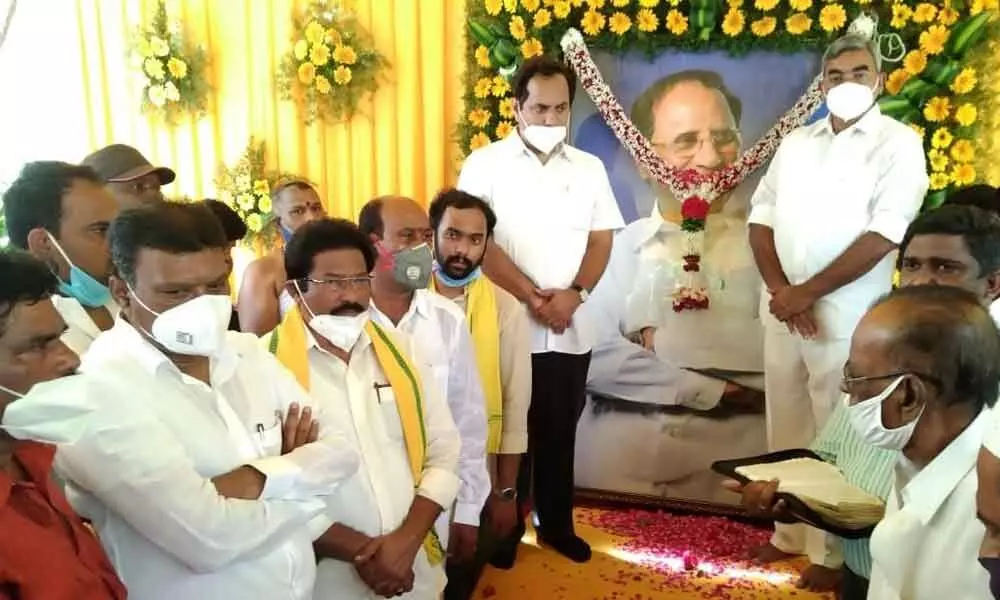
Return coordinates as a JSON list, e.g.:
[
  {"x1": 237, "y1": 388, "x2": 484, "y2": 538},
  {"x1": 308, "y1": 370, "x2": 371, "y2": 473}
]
[
  {"x1": 278, "y1": 1, "x2": 390, "y2": 125},
  {"x1": 464, "y1": 0, "x2": 997, "y2": 311},
  {"x1": 129, "y1": 0, "x2": 209, "y2": 125},
  {"x1": 215, "y1": 139, "x2": 305, "y2": 246}
]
